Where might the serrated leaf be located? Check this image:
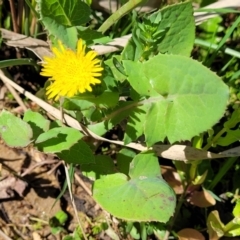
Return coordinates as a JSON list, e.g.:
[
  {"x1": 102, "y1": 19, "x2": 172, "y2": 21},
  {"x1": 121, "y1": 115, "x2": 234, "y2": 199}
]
[
  {"x1": 23, "y1": 110, "x2": 50, "y2": 139},
  {"x1": 39, "y1": 0, "x2": 90, "y2": 27},
  {"x1": 0, "y1": 110, "x2": 32, "y2": 147},
  {"x1": 122, "y1": 1, "x2": 194, "y2": 61},
  {"x1": 57, "y1": 140, "x2": 94, "y2": 164},
  {"x1": 157, "y1": 1, "x2": 195, "y2": 56},
  {"x1": 35, "y1": 127, "x2": 82, "y2": 153},
  {"x1": 123, "y1": 54, "x2": 229, "y2": 145},
  {"x1": 81, "y1": 155, "x2": 115, "y2": 180},
  {"x1": 93, "y1": 151, "x2": 176, "y2": 222}
]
